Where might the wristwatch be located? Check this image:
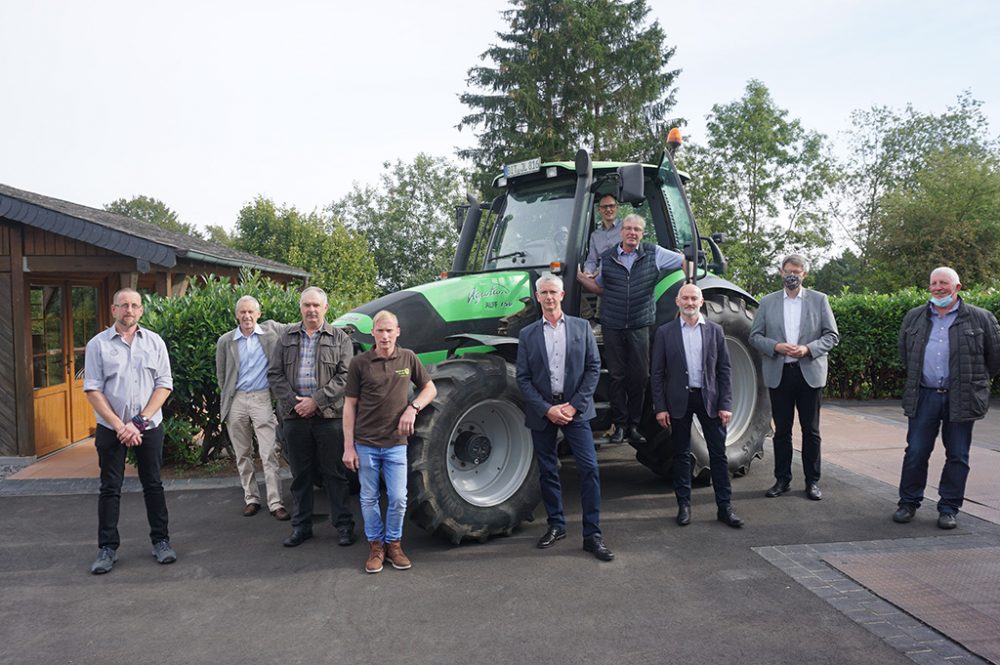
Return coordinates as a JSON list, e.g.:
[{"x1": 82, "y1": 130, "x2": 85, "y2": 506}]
[
  {"x1": 409, "y1": 401, "x2": 422, "y2": 413},
  {"x1": 131, "y1": 414, "x2": 152, "y2": 431}
]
